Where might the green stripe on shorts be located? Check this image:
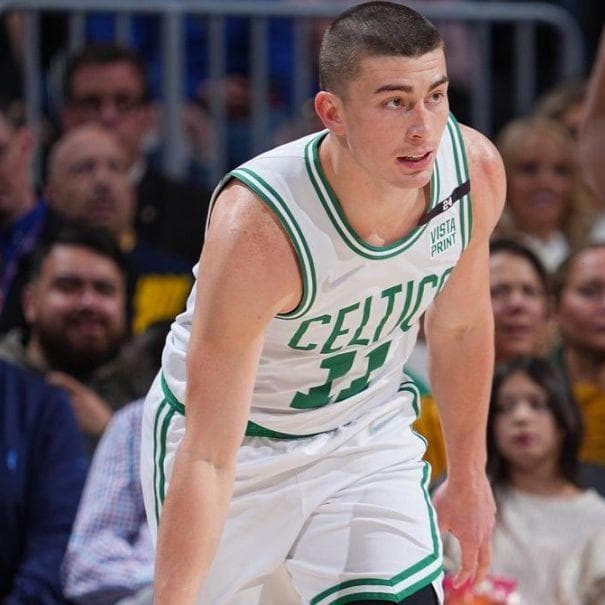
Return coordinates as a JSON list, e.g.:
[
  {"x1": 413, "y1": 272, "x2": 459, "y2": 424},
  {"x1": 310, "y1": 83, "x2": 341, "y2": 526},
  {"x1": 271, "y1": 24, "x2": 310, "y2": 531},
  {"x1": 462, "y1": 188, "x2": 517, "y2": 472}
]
[{"x1": 310, "y1": 462, "x2": 442, "y2": 605}]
